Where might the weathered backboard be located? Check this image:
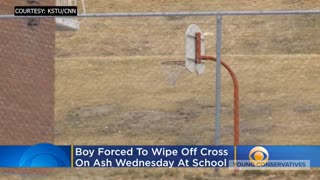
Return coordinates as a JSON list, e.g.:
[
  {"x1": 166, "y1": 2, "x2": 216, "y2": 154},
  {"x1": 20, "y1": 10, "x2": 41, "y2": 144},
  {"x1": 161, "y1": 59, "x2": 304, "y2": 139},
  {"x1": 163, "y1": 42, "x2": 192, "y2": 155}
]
[{"x1": 185, "y1": 24, "x2": 205, "y2": 75}]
